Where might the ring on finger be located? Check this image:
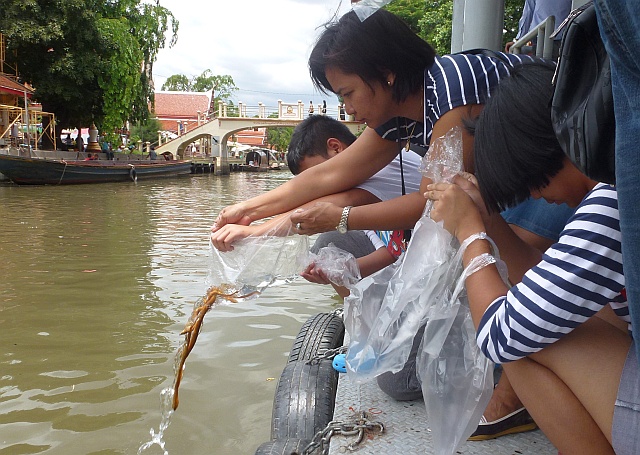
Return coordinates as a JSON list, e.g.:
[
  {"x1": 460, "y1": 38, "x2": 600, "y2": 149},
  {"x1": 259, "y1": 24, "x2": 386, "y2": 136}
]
[{"x1": 296, "y1": 222, "x2": 302, "y2": 230}]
